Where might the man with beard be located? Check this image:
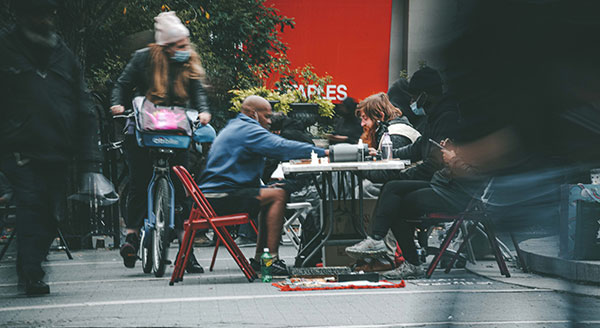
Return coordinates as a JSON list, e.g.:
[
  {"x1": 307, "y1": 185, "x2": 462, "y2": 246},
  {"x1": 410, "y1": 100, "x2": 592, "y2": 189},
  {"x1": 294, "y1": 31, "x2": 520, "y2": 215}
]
[{"x1": 0, "y1": 0, "x2": 102, "y2": 295}]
